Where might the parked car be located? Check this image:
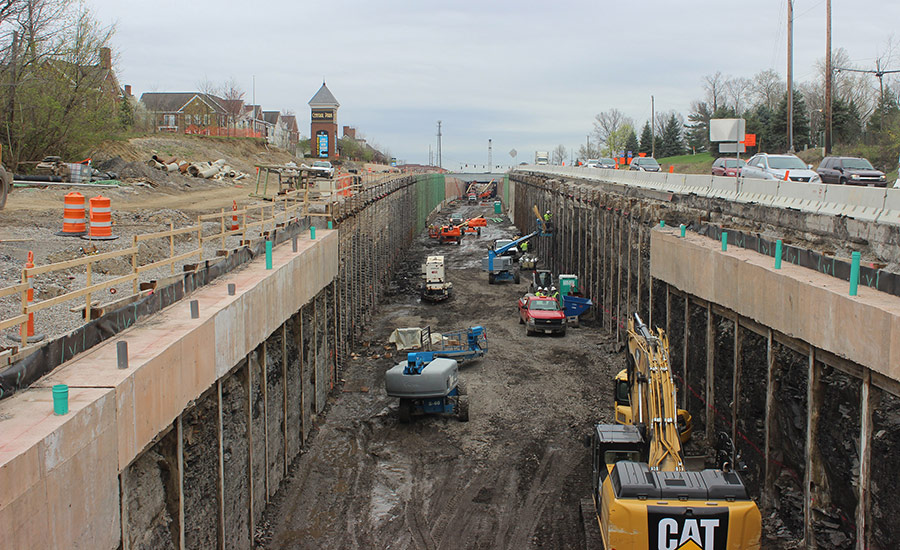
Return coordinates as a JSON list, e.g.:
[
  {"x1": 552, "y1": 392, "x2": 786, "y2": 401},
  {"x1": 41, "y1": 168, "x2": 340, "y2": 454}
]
[
  {"x1": 629, "y1": 157, "x2": 661, "y2": 172},
  {"x1": 309, "y1": 160, "x2": 334, "y2": 178},
  {"x1": 711, "y1": 157, "x2": 747, "y2": 177},
  {"x1": 585, "y1": 158, "x2": 601, "y2": 168},
  {"x1": 817, "y1": 156, "x2": 887, "y2": 187},
  {"x1": 740, "y1": 153, "x2": 821, "y2": 183},
  {"x1": 595, "y1": 157, "x2": 616, "y2": 169}
]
